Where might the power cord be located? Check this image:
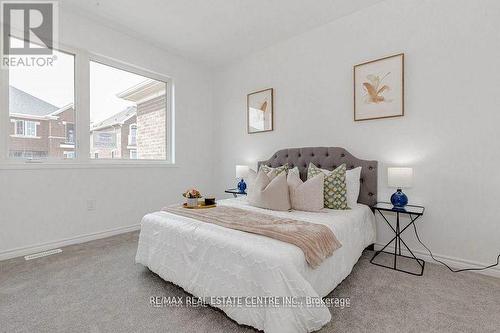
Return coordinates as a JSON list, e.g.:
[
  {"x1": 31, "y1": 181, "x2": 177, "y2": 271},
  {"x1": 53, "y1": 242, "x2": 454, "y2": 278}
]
[{"x1": 412, "y1": 223, "x2": 500, "y2": 273}]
